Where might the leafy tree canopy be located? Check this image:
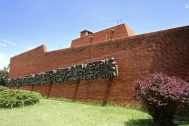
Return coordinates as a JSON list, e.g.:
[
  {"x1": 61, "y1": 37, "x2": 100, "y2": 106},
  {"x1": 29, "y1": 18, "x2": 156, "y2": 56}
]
[{"x1": 0, "y1": 65, "x2": 9, "y2": 86}]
